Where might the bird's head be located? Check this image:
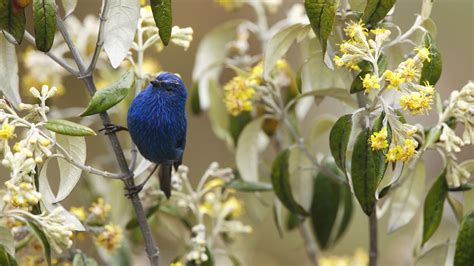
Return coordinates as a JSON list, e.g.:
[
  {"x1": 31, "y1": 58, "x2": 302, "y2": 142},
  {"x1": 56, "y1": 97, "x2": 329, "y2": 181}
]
[{"x1": 149, "y1": 72, "x2": 187, "y2": 101}]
